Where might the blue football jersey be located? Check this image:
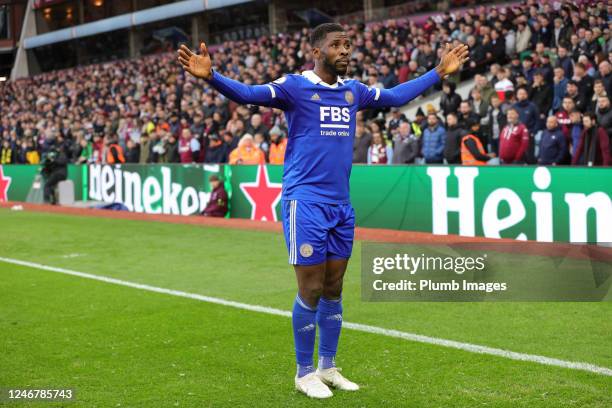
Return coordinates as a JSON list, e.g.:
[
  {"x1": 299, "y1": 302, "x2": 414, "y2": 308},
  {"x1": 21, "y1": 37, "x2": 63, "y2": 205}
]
[{"x1": 268, "y1": 71, "x2": 376, "y2": 204}]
